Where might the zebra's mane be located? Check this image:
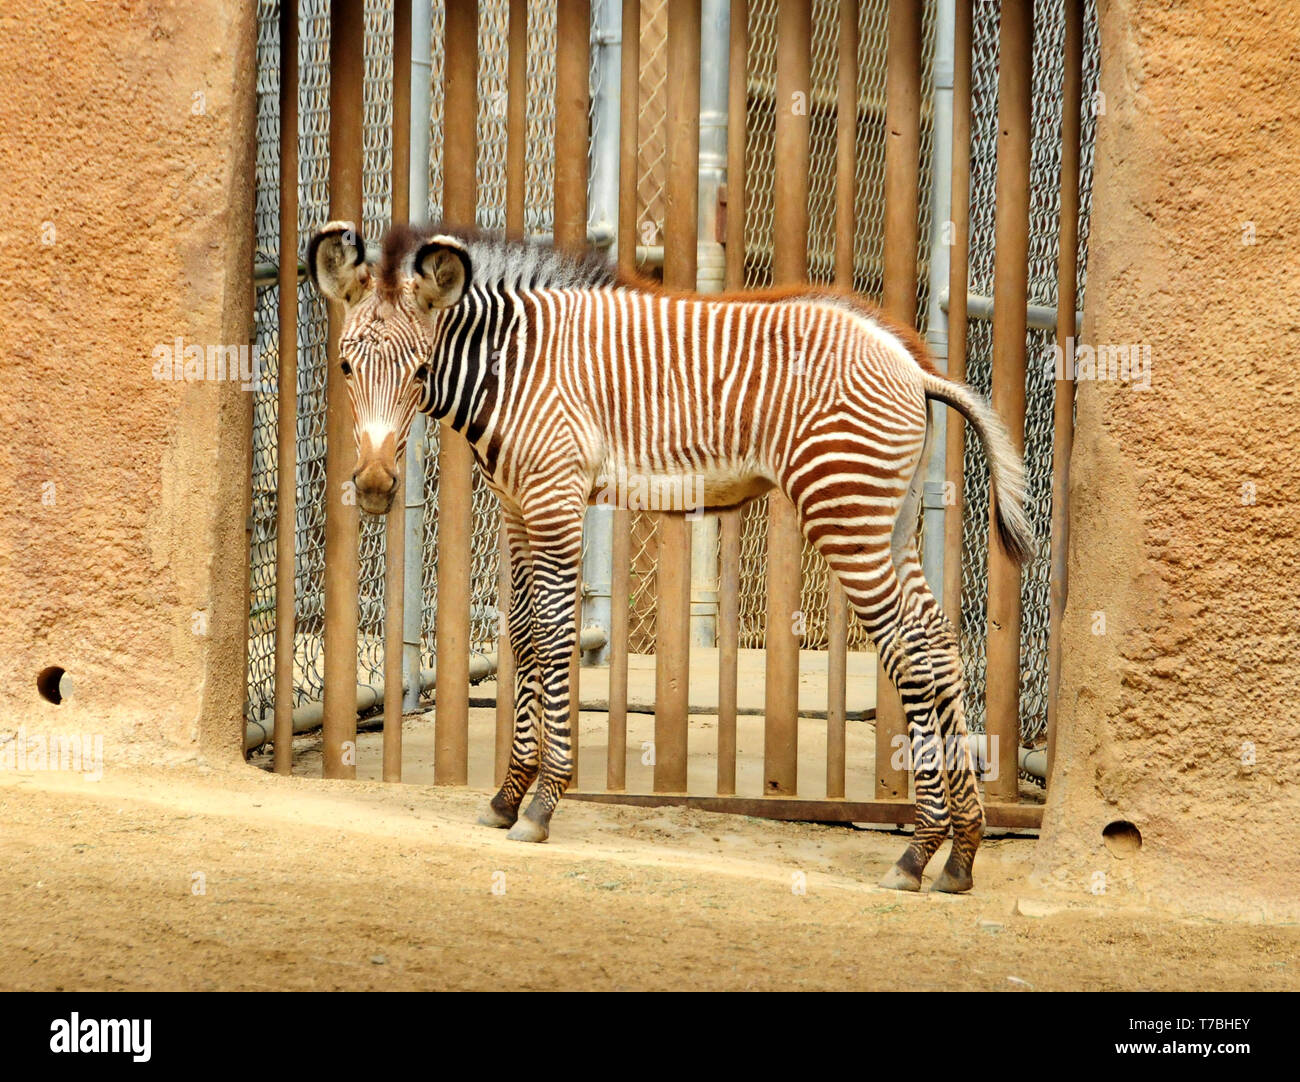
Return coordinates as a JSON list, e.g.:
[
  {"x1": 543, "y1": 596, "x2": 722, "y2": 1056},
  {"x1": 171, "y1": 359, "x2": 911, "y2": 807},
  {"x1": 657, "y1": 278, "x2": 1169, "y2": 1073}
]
[{"x1": 378, "y1": 222, "x2": 618, "y2": 299}]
